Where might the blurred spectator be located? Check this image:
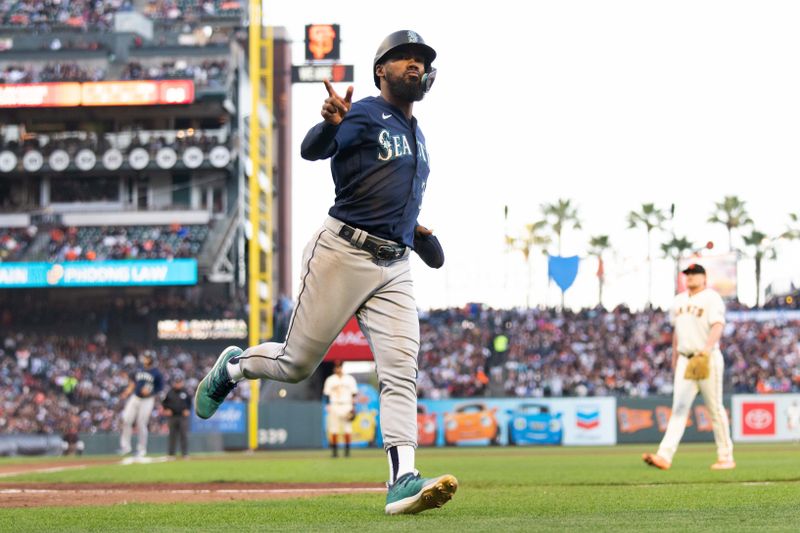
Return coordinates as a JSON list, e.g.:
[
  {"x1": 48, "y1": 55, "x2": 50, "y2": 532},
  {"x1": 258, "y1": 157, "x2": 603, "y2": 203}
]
[
  {"x1": 122, "y1": 59, "x2": 228, "y2": 87},
  {"x1": 0, "y1": 226, "x2": 37, "y2": 262},
  {"x1": 0, "y1": 63, "x2": 106, "y2": 84}
]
